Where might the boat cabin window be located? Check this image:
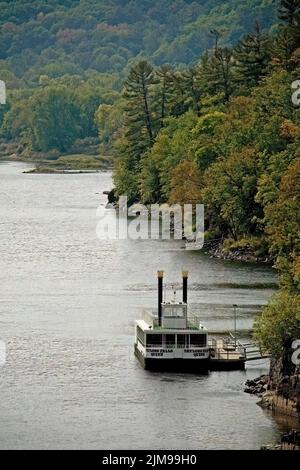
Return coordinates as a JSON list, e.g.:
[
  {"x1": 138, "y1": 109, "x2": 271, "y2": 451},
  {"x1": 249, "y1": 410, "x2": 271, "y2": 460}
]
[
  {"x1": 177, "y1": 334, "x2": 188, "y2": 347},
  {"x1": 146, "y1": 334, "x2": 162, "y2": 347},
  {"x1": 145, "y1": 333, "x2": 207, "y2": 348},
  {"x1": 189, "y1": 334, "x2": 207, "y2": 347},
  {"x1": 165, "y1": 334, "x2": 175, "y2": 346},
  {"x1": 162, "y1": 305, "x2": 185, "y2": 318}
]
